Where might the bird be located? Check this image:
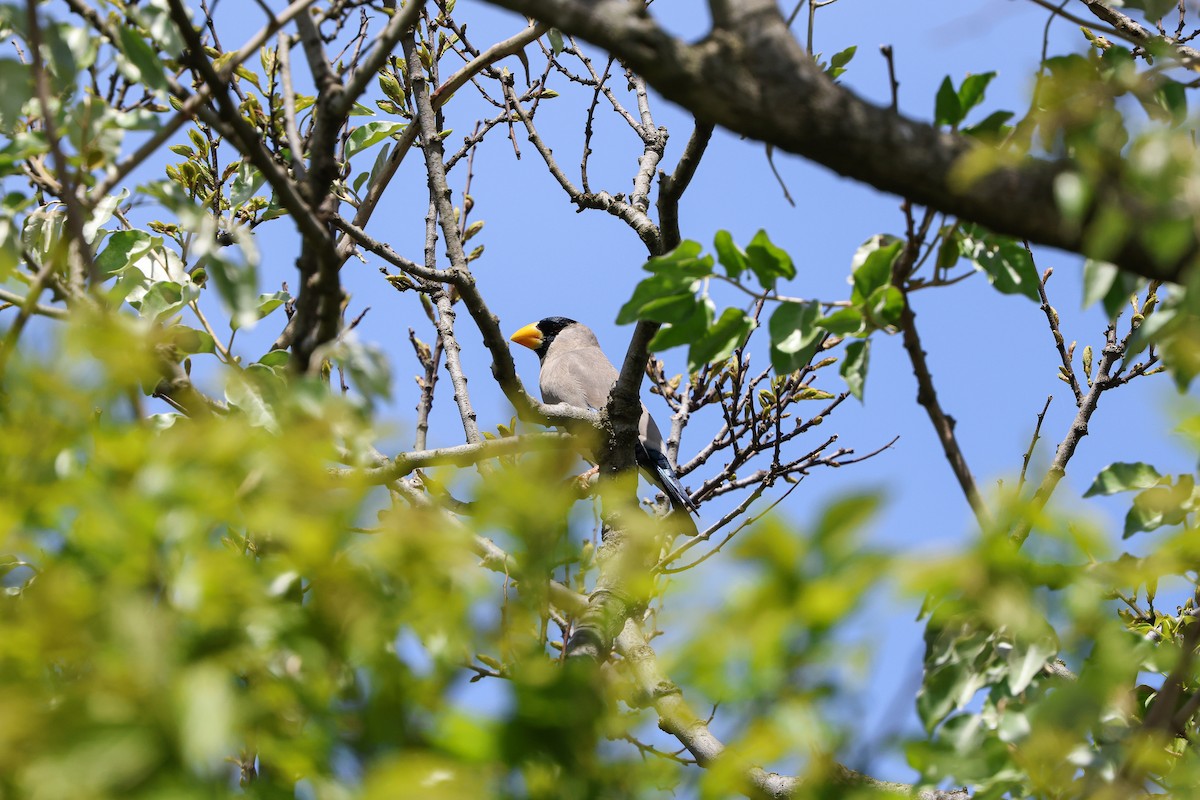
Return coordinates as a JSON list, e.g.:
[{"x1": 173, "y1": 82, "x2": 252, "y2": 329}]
[{"x1": 510, "y1": 317, "x2": 699, "y2": 534}]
